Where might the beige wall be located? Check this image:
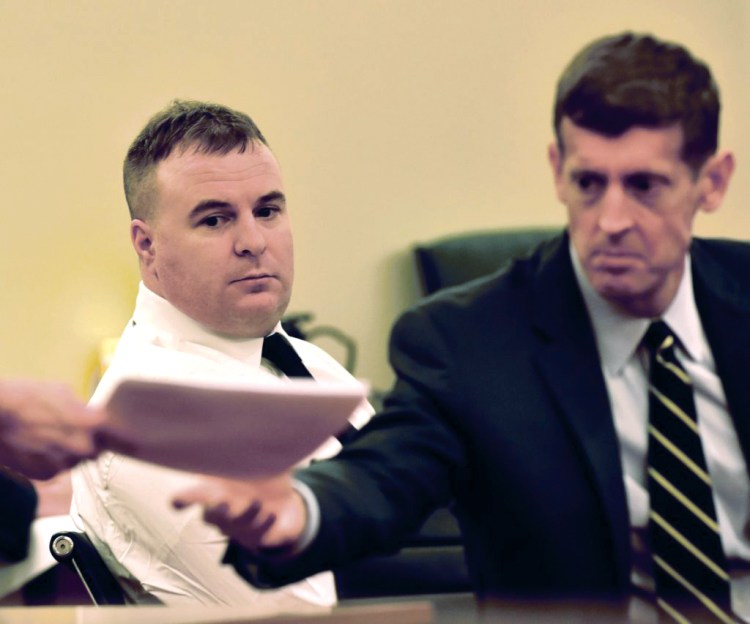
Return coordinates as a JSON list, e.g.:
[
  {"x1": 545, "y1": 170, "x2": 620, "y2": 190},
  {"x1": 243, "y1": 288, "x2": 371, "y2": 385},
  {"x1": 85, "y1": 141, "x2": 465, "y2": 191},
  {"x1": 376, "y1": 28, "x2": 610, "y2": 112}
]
[{"x1": 1, "y1": 0, "x2": 748, "y2": 396}]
